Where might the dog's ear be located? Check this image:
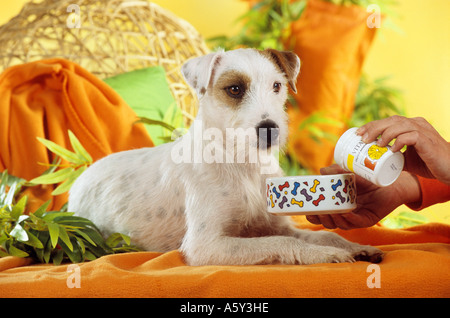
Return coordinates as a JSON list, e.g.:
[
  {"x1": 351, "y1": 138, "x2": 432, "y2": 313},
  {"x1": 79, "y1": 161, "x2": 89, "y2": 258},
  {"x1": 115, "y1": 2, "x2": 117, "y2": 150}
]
[
  {"x1": 181, "y1": 50, "x2": 223, "y2": 99},
  {"x1": 262, "y1": 49, "x2": 300, "y2": 93}
]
